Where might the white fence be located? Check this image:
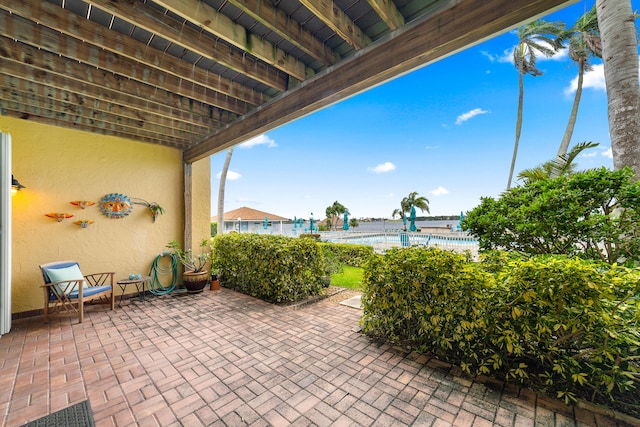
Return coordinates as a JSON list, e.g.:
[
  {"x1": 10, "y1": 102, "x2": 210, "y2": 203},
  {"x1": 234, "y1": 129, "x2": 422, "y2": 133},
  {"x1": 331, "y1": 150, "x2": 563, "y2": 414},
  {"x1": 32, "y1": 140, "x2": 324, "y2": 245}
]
[{"x1": 310, "y1": 231, "x2": 478, "y2": 256}]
